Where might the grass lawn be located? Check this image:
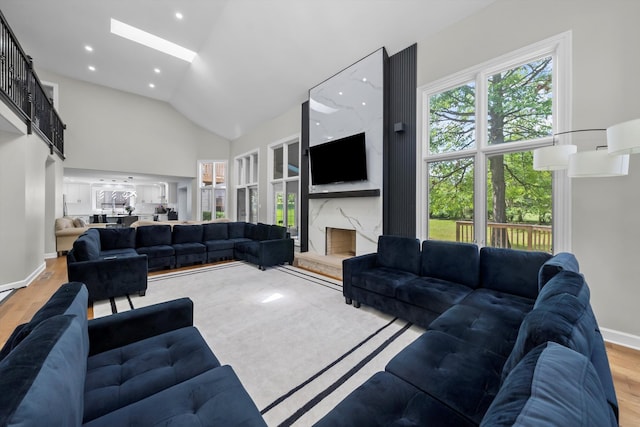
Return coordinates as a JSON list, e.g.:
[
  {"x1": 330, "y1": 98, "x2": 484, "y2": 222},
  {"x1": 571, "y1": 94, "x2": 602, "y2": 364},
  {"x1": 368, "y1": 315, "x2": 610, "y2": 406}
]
[{"x1": 428, "y1": 219, "x2": 458, "y2": 241}]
